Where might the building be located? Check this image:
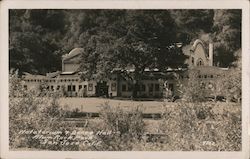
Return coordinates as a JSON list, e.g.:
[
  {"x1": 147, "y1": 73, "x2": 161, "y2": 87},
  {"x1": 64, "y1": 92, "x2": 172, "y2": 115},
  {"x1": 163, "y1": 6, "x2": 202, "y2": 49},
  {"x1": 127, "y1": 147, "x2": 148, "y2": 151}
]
[{"x1": 22, "y1": 39, "x2": 228, "y2": 98}]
